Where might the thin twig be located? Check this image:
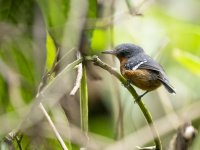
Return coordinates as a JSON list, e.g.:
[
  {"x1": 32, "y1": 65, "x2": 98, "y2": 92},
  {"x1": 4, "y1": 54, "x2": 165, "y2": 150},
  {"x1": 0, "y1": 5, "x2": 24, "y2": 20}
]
[
  {"x1": 37, "y1": 46, "x2": 70, "y2": 150},
  {"x1": 70, "y1": 52, "x2": 83, "y2": 95},
  {"x1": 46, "y1": 47, "x2": 60, "y2": 75},
  {"x1": 85, "y1": 56, "x2": 162, "y2": 150},
  {"x1": 39, "y1": 103, "x2": 68, "y2": 150},
  {"x1": 48, "y1": 48, "x2": 75, "y2": 77},
  {"x1": 37, "y1": 48, "x2": 75, "y2": 93},
  {"x1": 15, "y1": 135, "x2": 23, "y2": 150},
  {"x1": 125, "y1": 0, "x2": 146, "y2": 16},
  {"x1": 136, "y1": 146, "x2": 156, "y2": 150}
]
